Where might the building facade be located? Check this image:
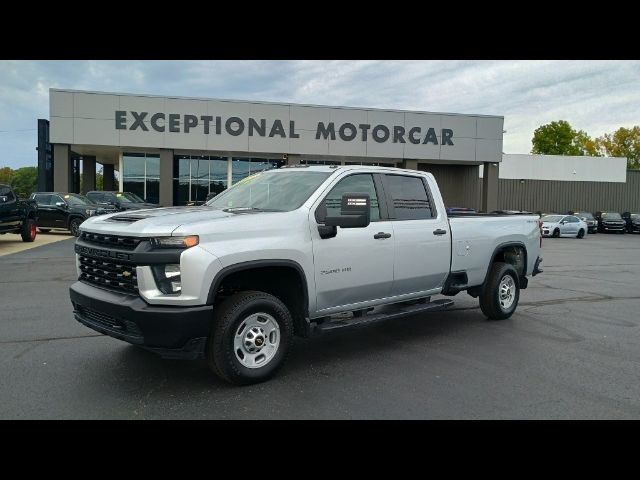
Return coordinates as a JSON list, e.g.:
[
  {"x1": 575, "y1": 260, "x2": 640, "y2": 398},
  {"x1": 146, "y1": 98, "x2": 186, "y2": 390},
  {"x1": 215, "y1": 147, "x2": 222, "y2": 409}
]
[{"x1": 43, "y1": 89, "x2": 504, "y2": 210}]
